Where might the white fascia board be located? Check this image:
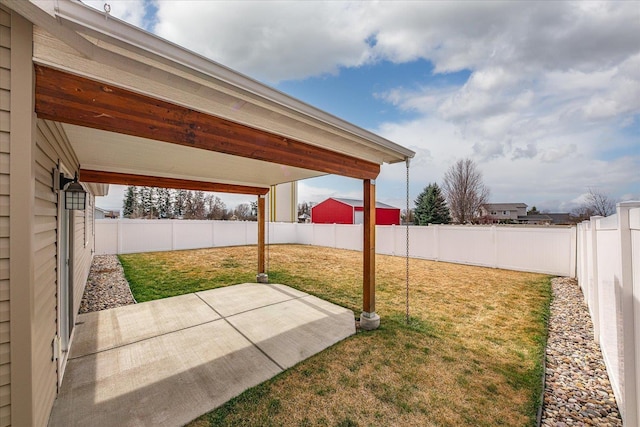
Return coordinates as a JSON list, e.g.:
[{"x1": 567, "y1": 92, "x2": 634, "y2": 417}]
[{"x1": 52, "y1": 0, "x2": 415, "y2": 163}]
